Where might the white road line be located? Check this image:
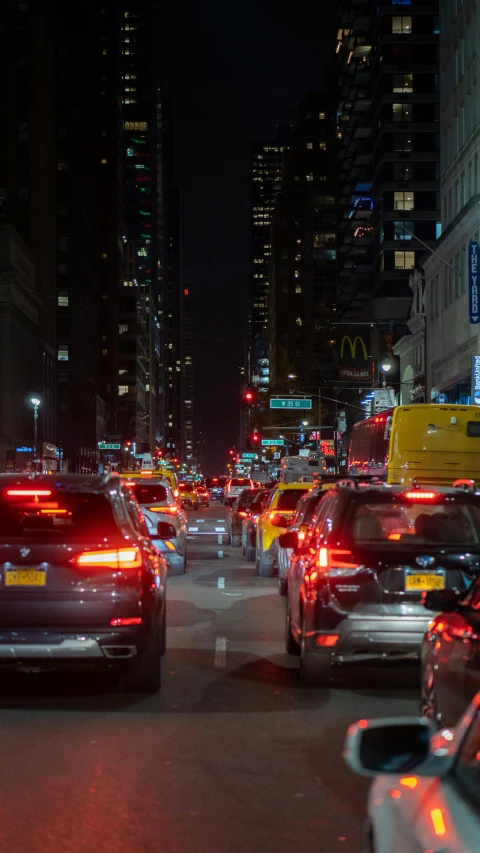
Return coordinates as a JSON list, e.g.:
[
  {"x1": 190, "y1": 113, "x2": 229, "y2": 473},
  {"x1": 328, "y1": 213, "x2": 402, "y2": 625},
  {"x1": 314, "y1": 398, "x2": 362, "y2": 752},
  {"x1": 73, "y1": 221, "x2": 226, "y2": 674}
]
[
  {"x1": 188, "y1": 526, "x2": 198, "y2": 532},
  {"x1": 196, "y1": 519, "x2": 205, "y2": 523},
  {"x1": 217, "y1": 577, "x2": 225, "y2": 589},
  {"x1": 215, "y1": 526, "x2": 226, "y2": 532},
  {"x1": 217, "y1": 519, "x2": 224, "y2": 522},
  {"x1": 214, "y1": 637, "x2": 227, "y2": 668}
]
